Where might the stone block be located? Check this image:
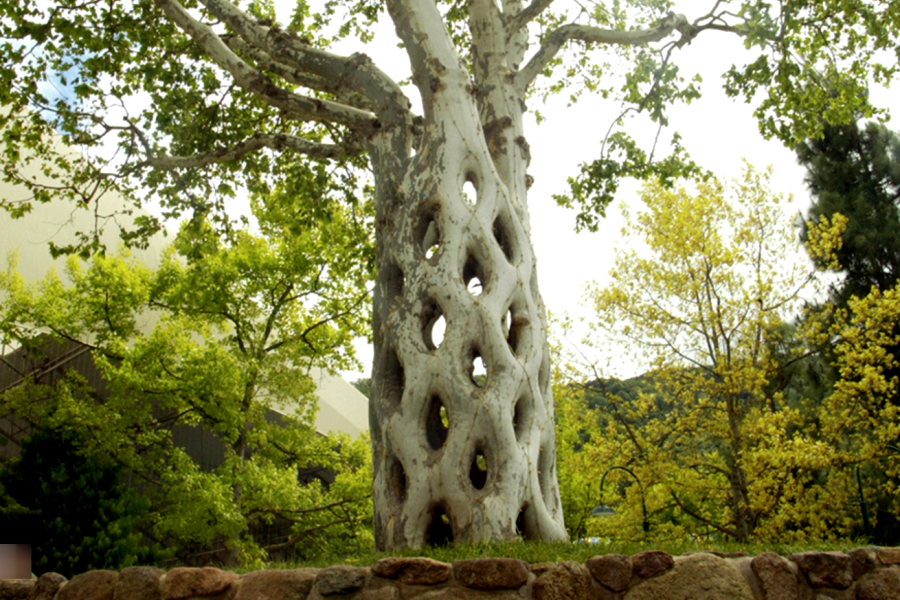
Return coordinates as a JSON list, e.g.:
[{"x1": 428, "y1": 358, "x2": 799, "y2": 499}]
[
  {"x1": 315, "y1": 567, "x2": 367, "y2": 596},
  {"x1": 27, "y1": 573, "x2": 67, "y2": 600},
  {"x1": 452, "y1": 559, "x2": 528, "y2": 590},
  {"x1": 625, "y1": 553, "x2": 755, "y2": 600},
  {"x1": 532, "y1": 561, "x2": 606, "y2": 600},
  {"x1": 847, "y1": 547, "x2": 878, "y2": 580},
  {"x1": 113, "y1": 567, "x2": 164, "y2": 600},
  {"x1": 789, "y1": 552, "x2": 852, "y2": 589},
  {"x1": 57, "y1": 571, "x2": 118, "y2": 600},
  {"x1": 876, "y1": 547, "x2": 900, "y2": 566},
  {"x1": 0, "y1": 580, "x2": 35, "y2": 600},
  {"x1": 162, "y1": 569, "x2": 237, "y2": 600},
  {"x1": 372, "y1": 558, "x2": 450, "y2": 585},
  {"x1": 751, "y1": 552, "x2": 799, "y2": 600},
  {"x1": 631, "y1": 551, "x2": 674, "y2": 580},
  {"x1": 585, "y1": 554, "x2": 632, "y2": 592},
  {"x1": 855, "y1": 568, "x2": 900, "y2": 600},
  {"x1": 236, "y1": 570, "x2": 317, "y2": 600}
]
